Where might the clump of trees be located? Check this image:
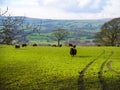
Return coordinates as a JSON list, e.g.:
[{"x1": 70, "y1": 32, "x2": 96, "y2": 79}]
[
  {"x1": 51, "y1": 28, "x2": 69, "y2": 46},
  {"x1": 95, "y1": 17, "x2": 120, "y2": 46}
]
